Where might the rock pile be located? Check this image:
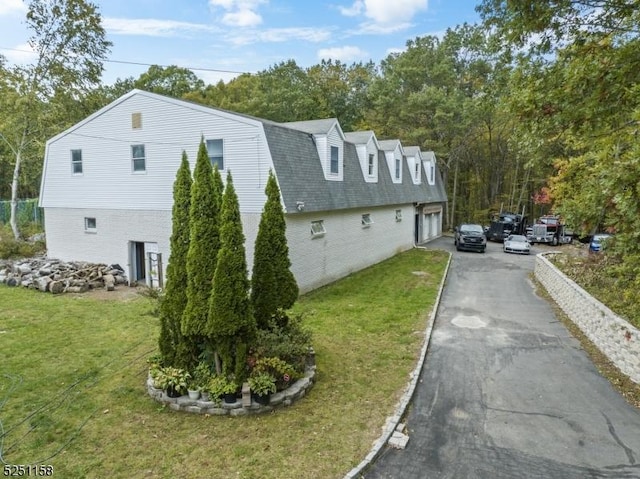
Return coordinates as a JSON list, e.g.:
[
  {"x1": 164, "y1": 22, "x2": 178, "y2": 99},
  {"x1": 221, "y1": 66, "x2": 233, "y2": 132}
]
[{"x1": 0, "y1": 257, "x2": 128, "y2": 294}]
